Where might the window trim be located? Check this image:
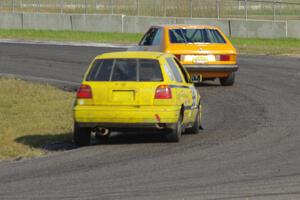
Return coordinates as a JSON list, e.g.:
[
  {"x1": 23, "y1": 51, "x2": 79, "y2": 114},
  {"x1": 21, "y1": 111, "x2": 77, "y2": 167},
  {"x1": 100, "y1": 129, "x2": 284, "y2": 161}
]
[
  {"x1": 139, "y1": 27, "x2": 163, "y2": 46},
  {"x1": 166, "y1": 58, "x2": 183, "y2": 83},
  {"x1": 173, "y1": 58, "x2": 192, "y2": 84},
  {"x1": 152, "y1": 28, "x2": 163, "y2": 46}
]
